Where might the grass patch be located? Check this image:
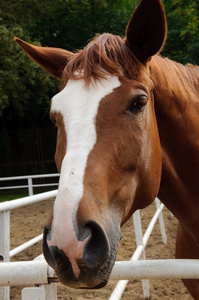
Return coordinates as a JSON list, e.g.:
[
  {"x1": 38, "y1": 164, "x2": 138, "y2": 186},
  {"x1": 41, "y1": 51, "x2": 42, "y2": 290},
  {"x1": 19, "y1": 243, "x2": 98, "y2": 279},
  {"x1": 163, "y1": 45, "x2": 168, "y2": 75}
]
[{"x1": 0, "y1": 194, "x2": 28, "y2": 202}]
